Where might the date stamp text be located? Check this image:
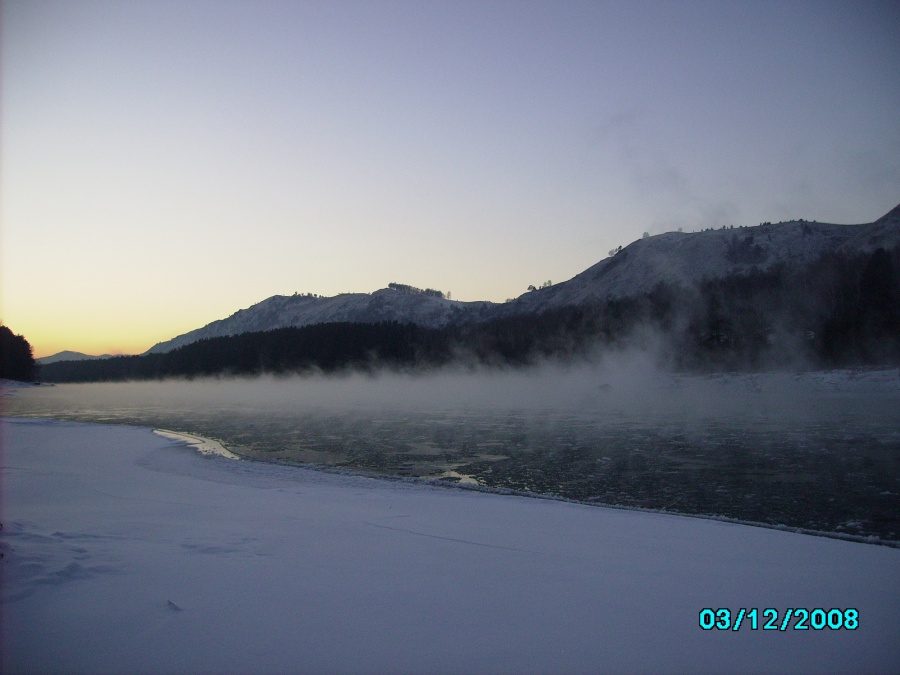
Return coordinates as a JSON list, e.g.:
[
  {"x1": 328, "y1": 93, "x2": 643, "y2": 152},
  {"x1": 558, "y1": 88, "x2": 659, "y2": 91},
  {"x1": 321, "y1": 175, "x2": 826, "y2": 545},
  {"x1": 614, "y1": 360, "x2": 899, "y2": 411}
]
[{"x1": 699, "y1": 608, "x2": 858, "y2": 631}]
